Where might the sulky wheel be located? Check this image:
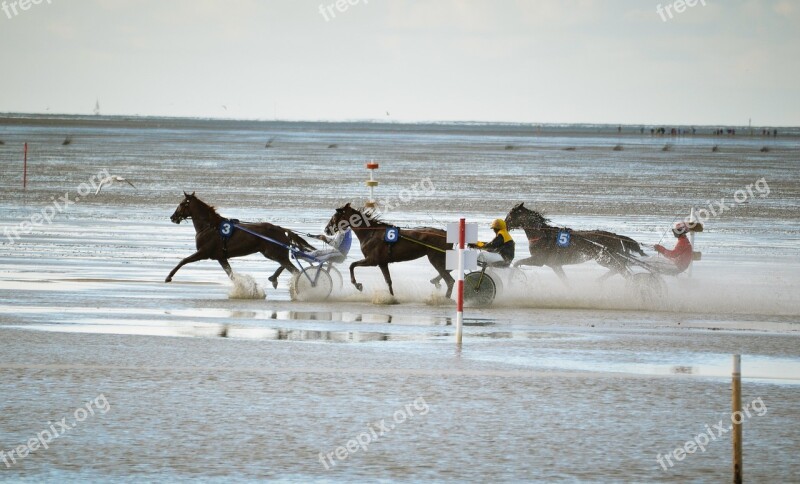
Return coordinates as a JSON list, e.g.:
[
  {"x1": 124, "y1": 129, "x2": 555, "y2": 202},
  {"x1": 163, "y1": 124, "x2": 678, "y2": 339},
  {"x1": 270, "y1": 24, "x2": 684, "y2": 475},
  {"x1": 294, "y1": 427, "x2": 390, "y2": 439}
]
[
  {"x1": 290, "y1": 270, "x2": 333, "y2": 302},
  {"x1": 464, "y1": 271, "x2": 497, "y2": 307},
  {"x1": 326, "y1": 266, "x2": 344, "y2": 290},
  {"x1": 625, "y1": 273, "x2": 667, "y2": 303}
]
